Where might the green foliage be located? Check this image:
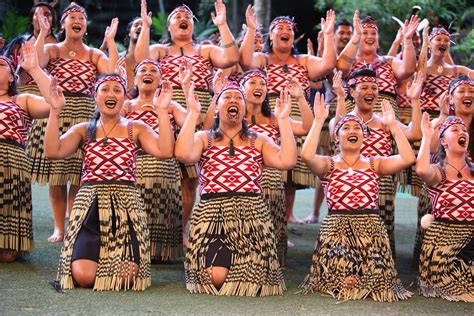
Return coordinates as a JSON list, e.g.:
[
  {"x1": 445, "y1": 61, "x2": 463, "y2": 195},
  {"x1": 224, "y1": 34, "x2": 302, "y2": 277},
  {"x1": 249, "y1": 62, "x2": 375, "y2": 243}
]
[
  {"x1": 194, "y1": 19, "x2": 218, "y2": 41},
  {"x1": 0, "y1": 10, "x2": 29, "y2": 42},
  {"x1": 152, "y1": 12, "x2": 168, "y2": 39}
]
